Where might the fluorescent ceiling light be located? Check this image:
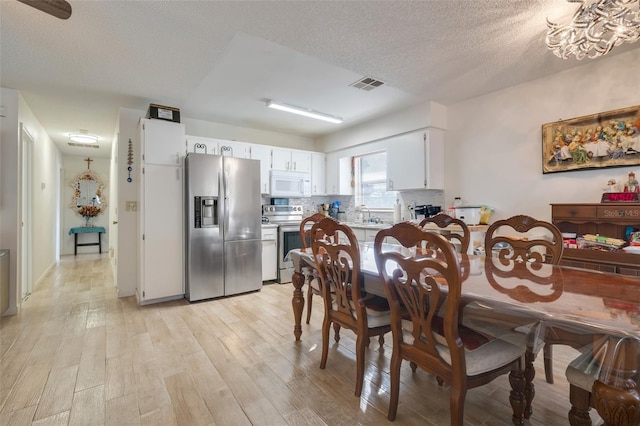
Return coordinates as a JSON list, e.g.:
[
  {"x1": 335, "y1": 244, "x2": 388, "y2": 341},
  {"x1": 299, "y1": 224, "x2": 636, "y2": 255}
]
[
  {"x1": 266, "y1": 100, "x2": 343, "y2": 124},
  {"x1": 69, "y1": 130, "x2": 98, "y2": 144}
]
